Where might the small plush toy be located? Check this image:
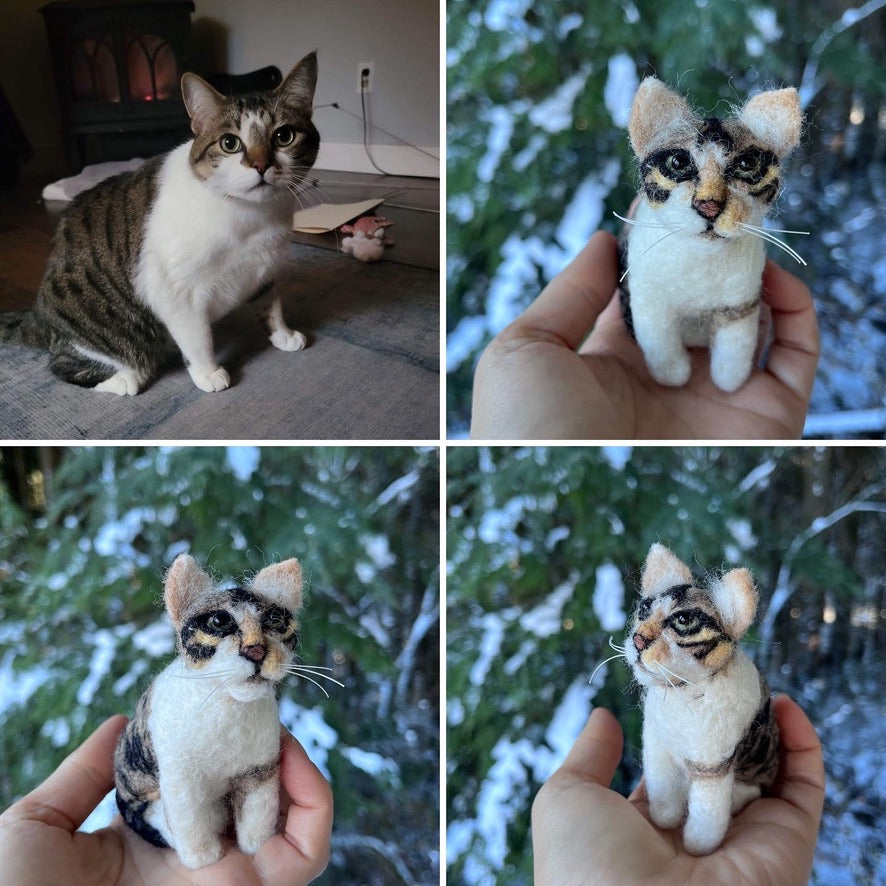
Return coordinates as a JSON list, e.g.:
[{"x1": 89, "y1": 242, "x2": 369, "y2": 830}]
[
  {"x1": 115, "y1": 555, "x2": 304, "y2": 869},
  {"x1": 619, "y1": 78, "x2": 803, "y2": 392},
  {"x1": 340, "y1": 214, "x2": 394, "y2": 262},
  {"x1": 622, "y1": 544, "x2": 779, "y2": 855}
]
